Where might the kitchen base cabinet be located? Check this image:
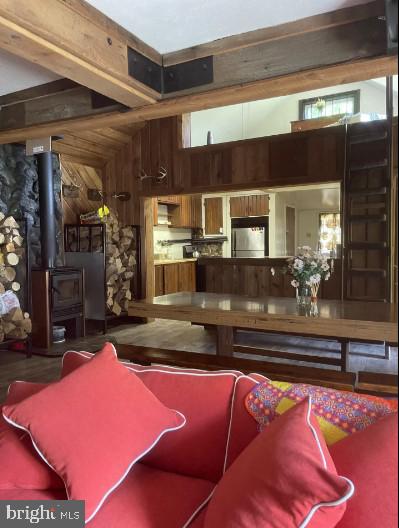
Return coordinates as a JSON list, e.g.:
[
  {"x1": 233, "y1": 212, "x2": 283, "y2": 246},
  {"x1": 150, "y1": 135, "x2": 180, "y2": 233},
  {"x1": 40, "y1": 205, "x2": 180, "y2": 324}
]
[
  {"x1": 155, "y1": 261, "x2": 197, "y2": 296},
  {"x1": 164, "y1": 263, "x2": 180, "y2": 294}
]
